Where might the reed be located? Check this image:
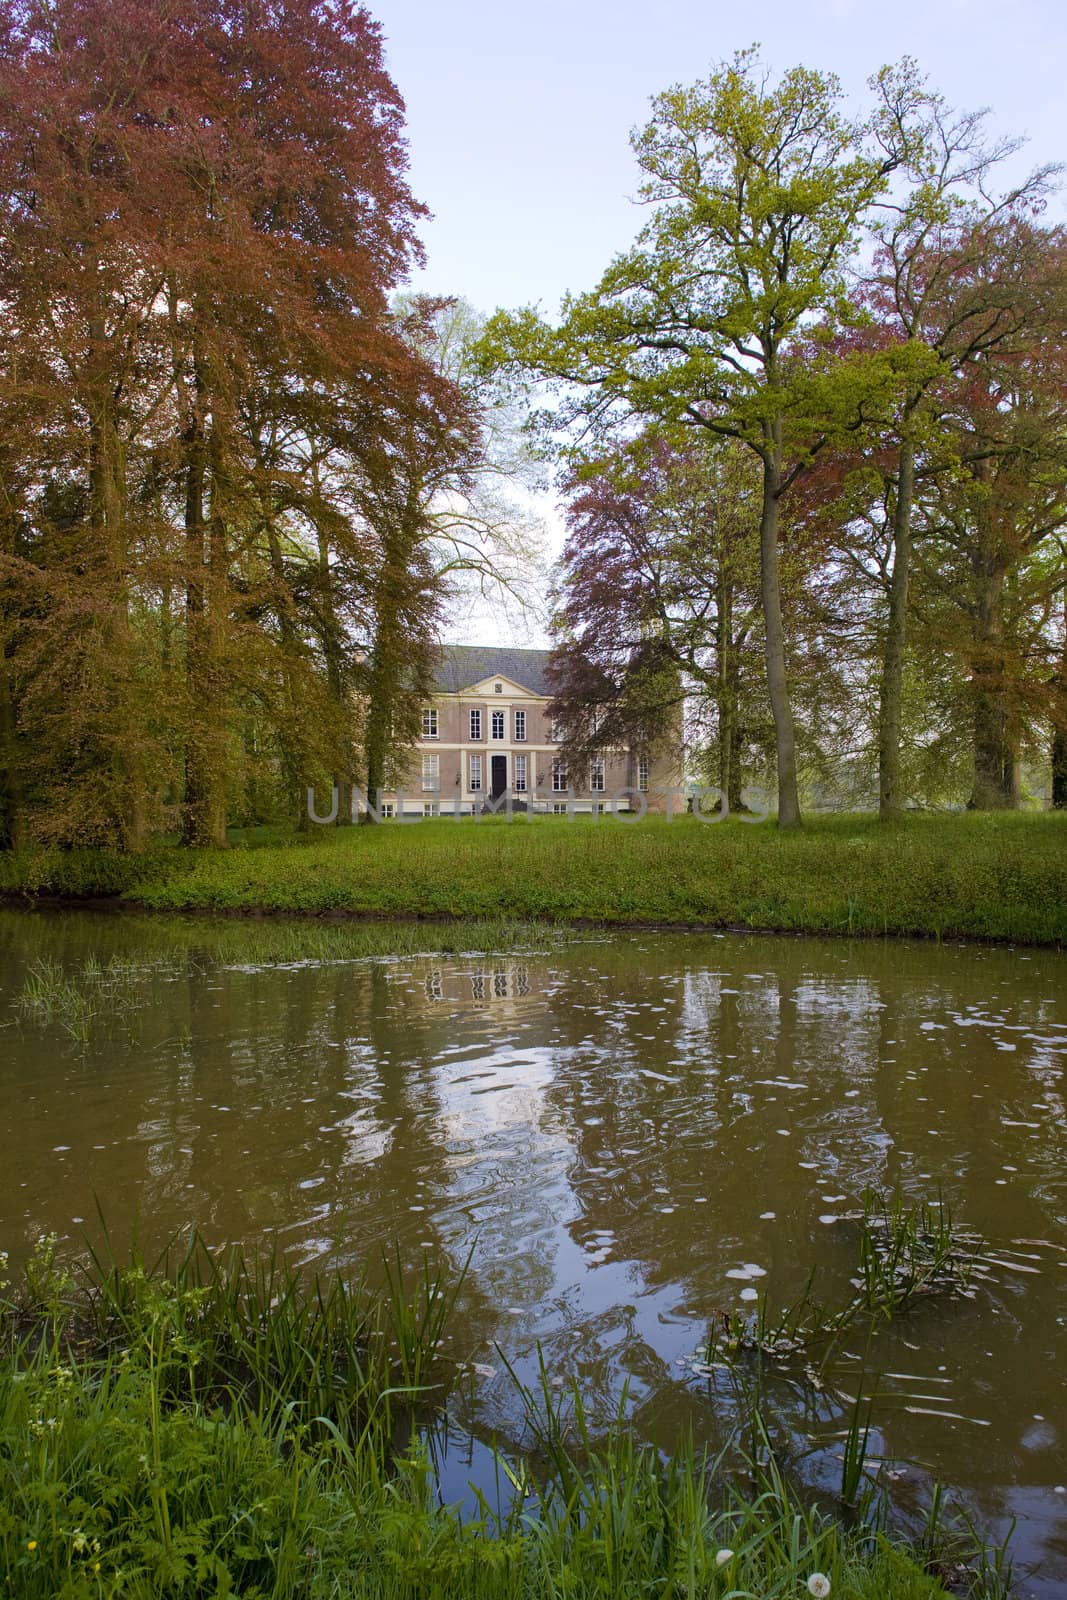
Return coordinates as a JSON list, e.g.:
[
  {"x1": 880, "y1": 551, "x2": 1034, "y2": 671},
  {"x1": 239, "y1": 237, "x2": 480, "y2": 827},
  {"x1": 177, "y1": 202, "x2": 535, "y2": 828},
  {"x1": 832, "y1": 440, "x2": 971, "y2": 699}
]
[
  {"x1": 706, "y1": 1190, "x2": 982, "y2": 1371},
  {"x1": 0, "y1": 1238, "x2": 989, "y2": 1599}
]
